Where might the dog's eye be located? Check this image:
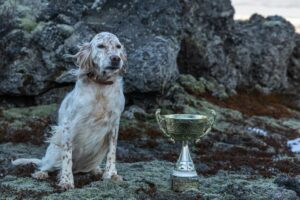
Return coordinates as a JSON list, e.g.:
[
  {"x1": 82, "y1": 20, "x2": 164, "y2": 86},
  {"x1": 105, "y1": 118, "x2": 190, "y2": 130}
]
[
  {"x1": 97, "y1": 44, "x2": 105, "y2": 49},
  {"x1": 116, "y1": 44, "x2": 121, "y2": 49}
]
